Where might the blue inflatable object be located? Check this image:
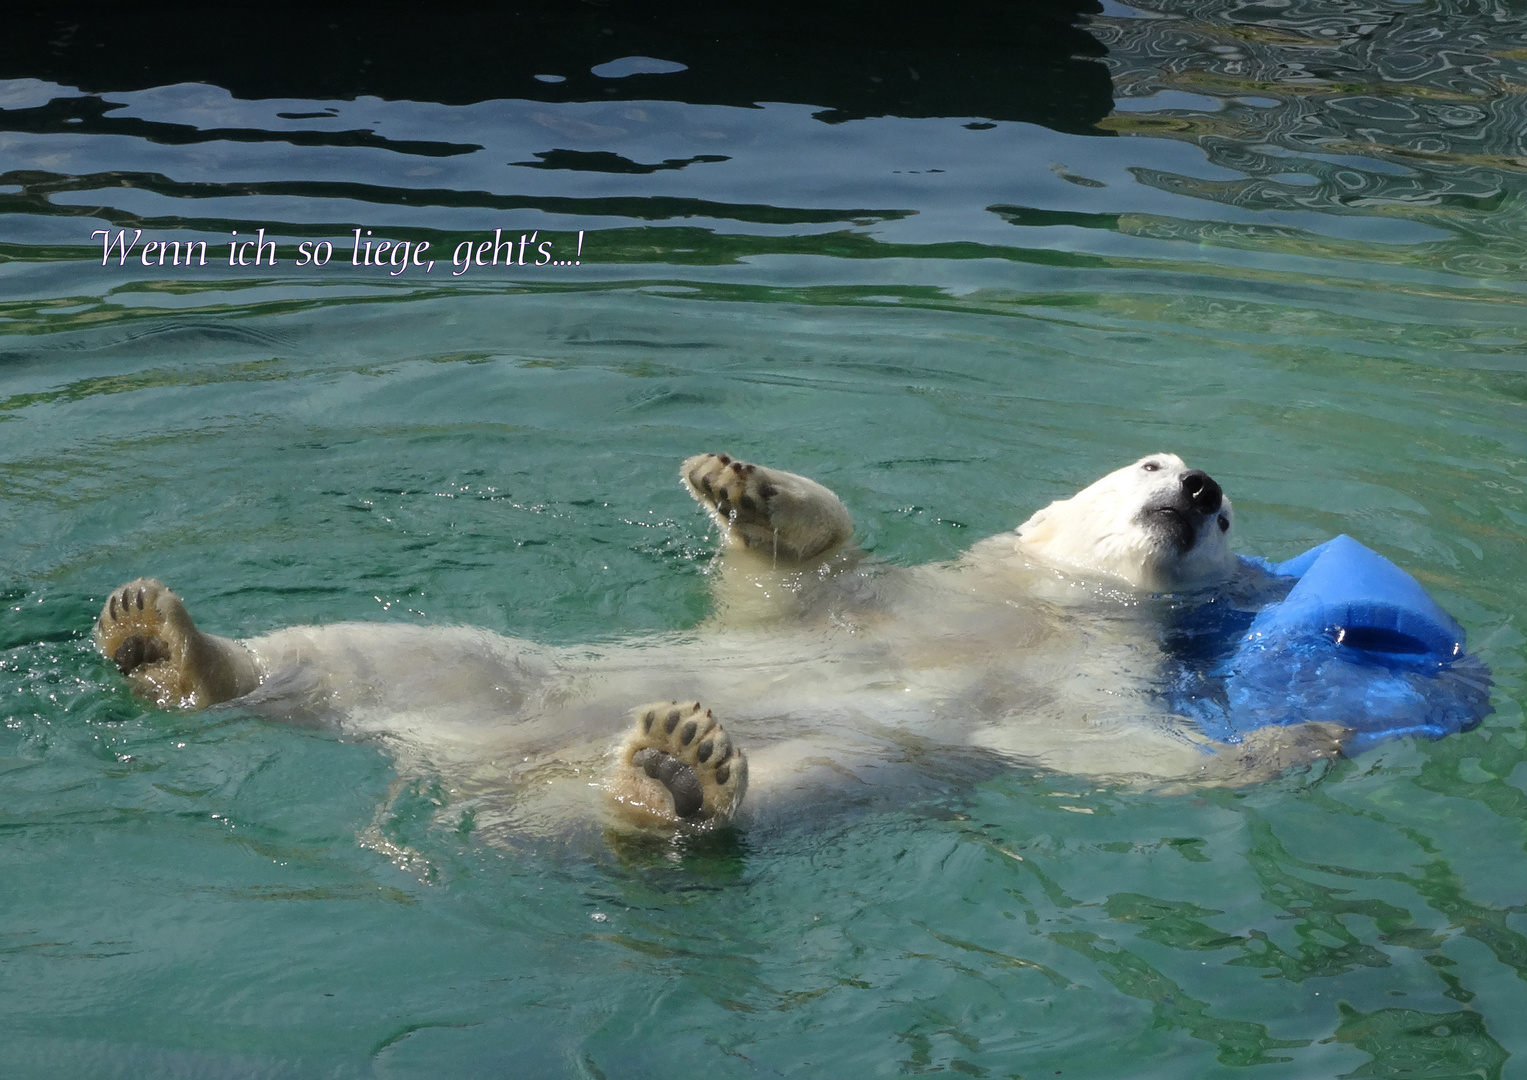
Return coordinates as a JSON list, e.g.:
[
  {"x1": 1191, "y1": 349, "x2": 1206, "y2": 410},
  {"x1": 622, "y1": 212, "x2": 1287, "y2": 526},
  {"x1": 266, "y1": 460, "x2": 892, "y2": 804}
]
[{"x1": 1168, "y1": 535, "x2": 1492, "y2": 753}]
